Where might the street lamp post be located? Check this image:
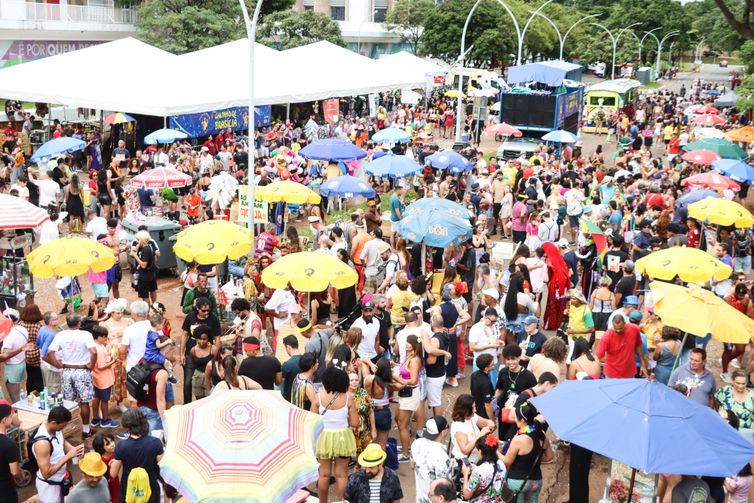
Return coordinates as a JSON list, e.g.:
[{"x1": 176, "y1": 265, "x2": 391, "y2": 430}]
[
  {"x1": 454, "y1": 0, "x2": 522, "y2": 143},
  {"x1": 656, "y1": 31, "x2": 679, "y2": 75},
  {"x1": 668, "y1": 40, "x2": 677, "y2": 67},
  {"x1": 638, "y1": 27, "x2": 662, "y2": 63},
  {"x1": 530, "y1": 10, "x2": 562, "y2": 59},
  {"x1": 590, "y1": 22, "x2": 642, "y2": 80},
  {"x1": 695, "y1": 38, "x2": 705, "y2": 62},
  {"x1": 238, "y1": 0, "x2": 264, "y2": 242},
  {"x1": 559, "y1": 13, "x2": 602, "y2": 60}
]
